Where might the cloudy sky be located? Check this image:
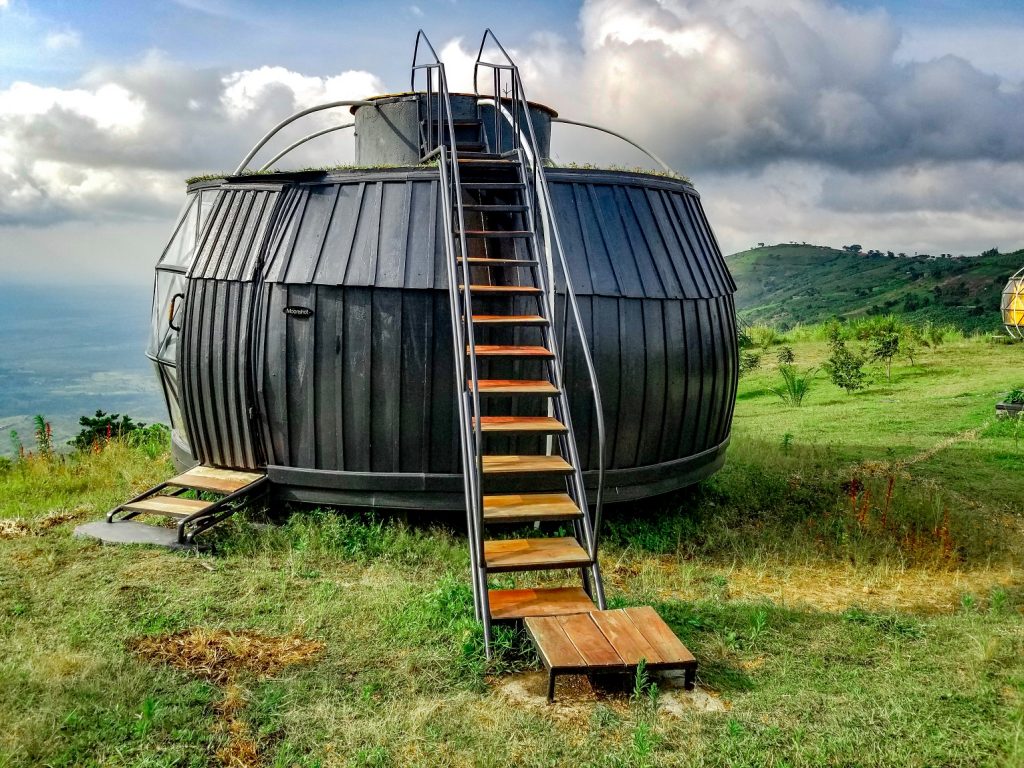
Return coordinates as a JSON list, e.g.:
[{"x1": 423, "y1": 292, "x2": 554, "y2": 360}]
[{"x1": 2, "y1": 0, "x2": 1023, "y2": 286}]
